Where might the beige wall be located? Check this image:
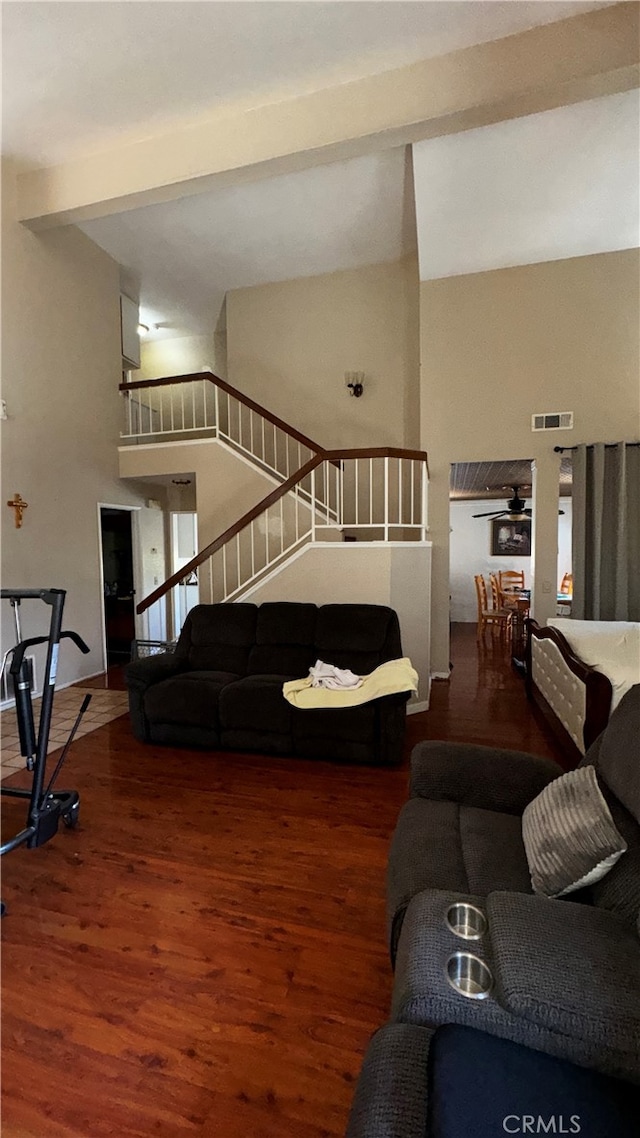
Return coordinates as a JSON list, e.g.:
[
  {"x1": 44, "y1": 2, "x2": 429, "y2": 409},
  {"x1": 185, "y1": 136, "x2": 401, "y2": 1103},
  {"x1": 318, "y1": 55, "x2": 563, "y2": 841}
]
[
  {"x1": 137, "y1": 334, "x2": 218, "y2": 381},
  {"x1": 226, "y1": 257, "x2": 420, "y2": 450},
  {"x1": 420, "y1": 248, "x2": 640, "y2": 673},
  {"x1": 1, "y1": 159, "x2": 149, "y2": 686},
  {"x1": 119, "y1": 440, "x2": 276, "y2": 553}
]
